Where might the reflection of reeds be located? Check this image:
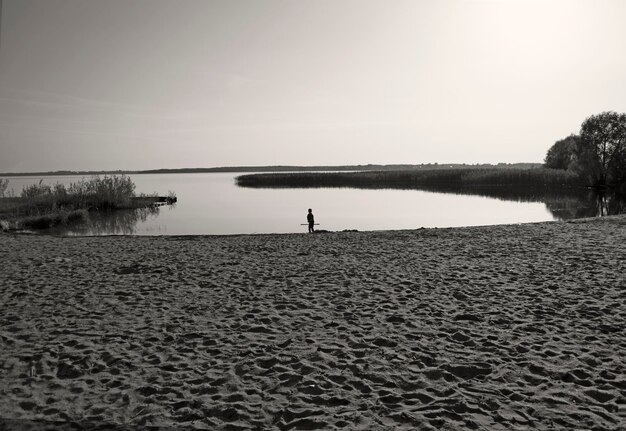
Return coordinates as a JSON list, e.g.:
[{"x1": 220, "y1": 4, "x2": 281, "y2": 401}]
[
  {"x1": 50, "y1": 206, "x2": 161, "y2": 236},
  {"x1": 20, "y1": 209, "x2": 89, "y2": 230}
]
